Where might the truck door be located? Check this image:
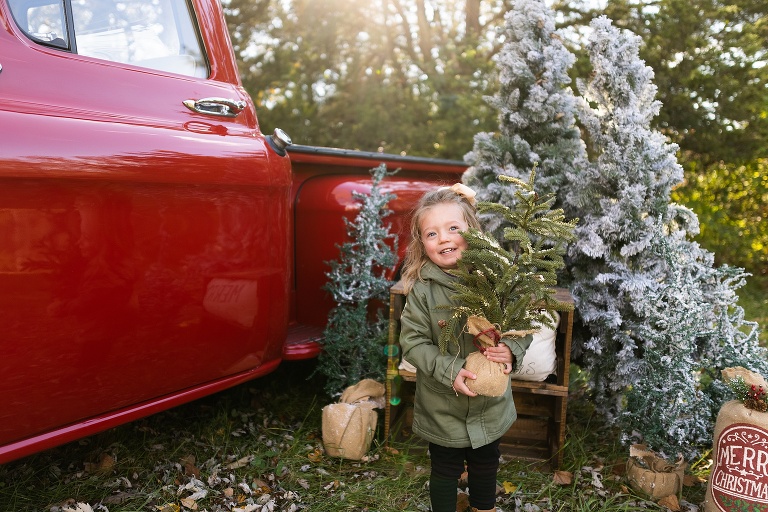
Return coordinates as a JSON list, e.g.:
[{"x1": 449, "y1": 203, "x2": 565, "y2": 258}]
[{"x1": 0, "y1": 0, "x2": 291, "y2": 457}]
